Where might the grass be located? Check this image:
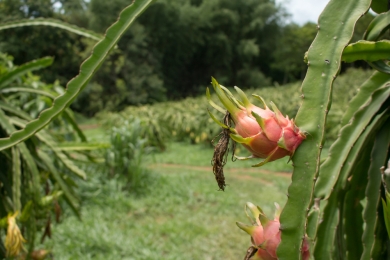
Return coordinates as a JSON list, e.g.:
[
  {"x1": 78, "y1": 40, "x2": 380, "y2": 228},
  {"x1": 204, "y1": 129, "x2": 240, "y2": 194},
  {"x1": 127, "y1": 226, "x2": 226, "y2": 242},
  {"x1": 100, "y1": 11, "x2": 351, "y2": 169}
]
[
  {"x1": 12, "y1": 67, "x2": 364, "y2": 259},
  {"x1": 148, "y1": 142, "x2": 294, "y2": 172},
  {"x1": 82, "y1": 125, "x2": 294, "y2": 171},
  {"x1": 42, "y1": 136, "x2": 291, "y2": 259},
  {"x1": 80, "y1": 124, "x2": 109, "y2": 143},
  {"x1": 43, "y1": 68, "x2": 364, "y2": 259}
]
